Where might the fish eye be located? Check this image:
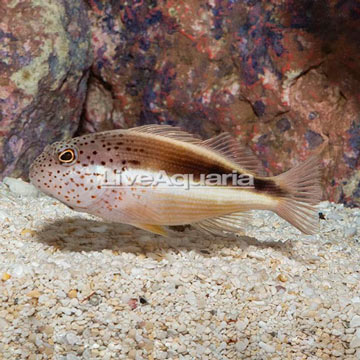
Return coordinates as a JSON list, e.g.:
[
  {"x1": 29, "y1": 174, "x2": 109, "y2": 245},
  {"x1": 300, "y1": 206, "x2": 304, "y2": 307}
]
[{"x1": 58, "y1": 148, "x2": 77, "y2": 164}]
